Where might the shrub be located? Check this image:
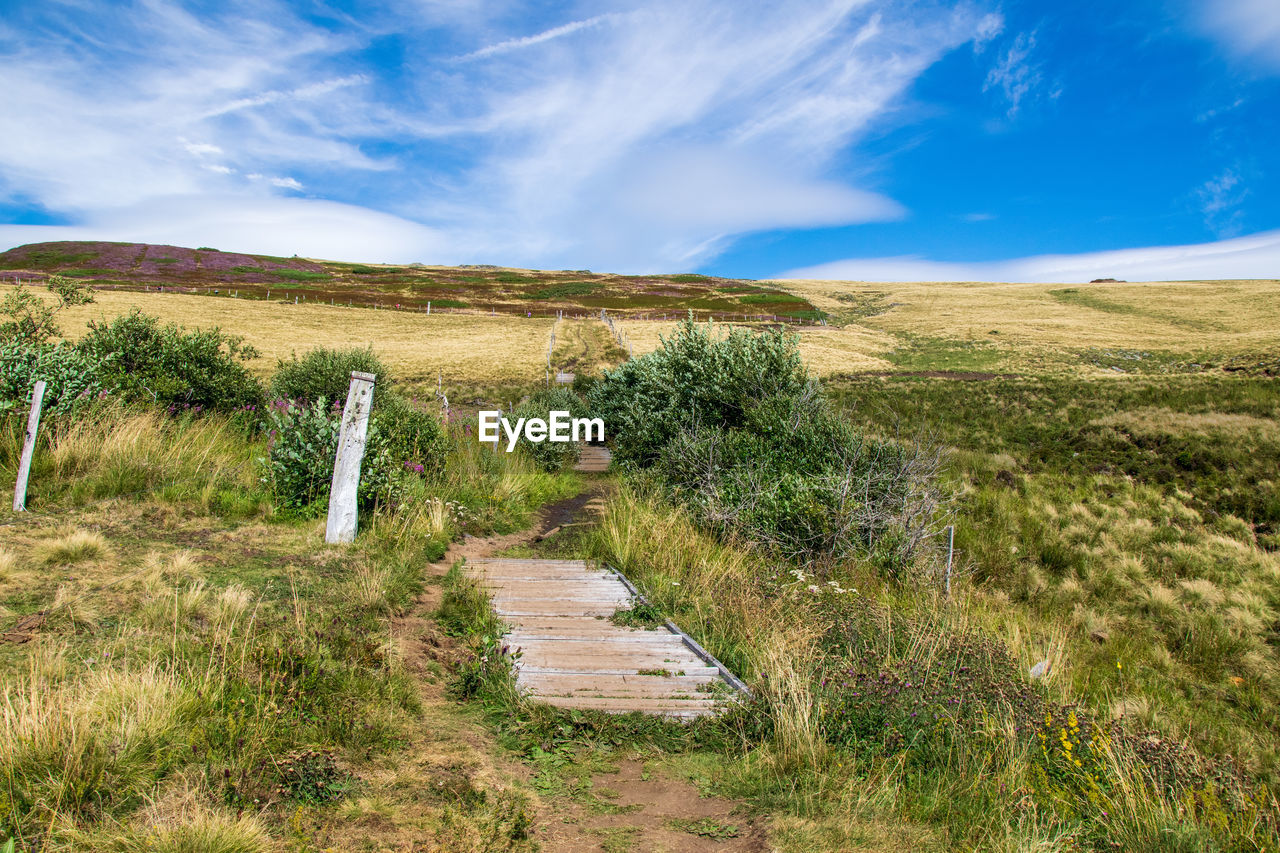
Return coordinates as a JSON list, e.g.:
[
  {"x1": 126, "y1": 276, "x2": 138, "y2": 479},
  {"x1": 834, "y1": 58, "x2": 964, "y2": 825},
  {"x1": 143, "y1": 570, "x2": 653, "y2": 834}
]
[
  {"x1": 270, "y1": 346, "x2": 389, "y2": 408},
  {"x1": 78, "y1": 310, "x2": 263, "y2": 413},
  {"x1": 259, "y1": 393, "x2": 444, "y2": 517},
  {"x1": 0, "y1": 275, "x2": 94, "y2": 347},
  {"x1": 0, "y1": 339, "x2": 114, "y2": 416},
  {"x1": 589, "y1": 316, "x2": 810, "y2": 465},
  {"x1": 591, "y1": 317, "x2": 944, "y2": 567},
  {"x1": 259, "y1": 398, "x2": 342, "y2": 516}
]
